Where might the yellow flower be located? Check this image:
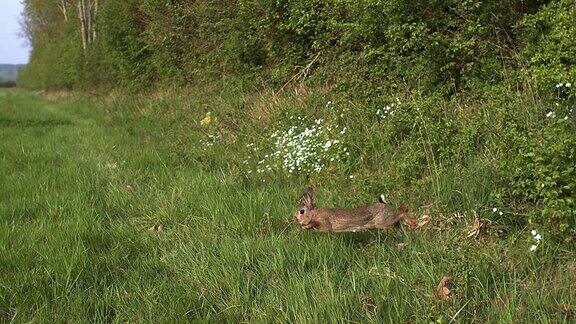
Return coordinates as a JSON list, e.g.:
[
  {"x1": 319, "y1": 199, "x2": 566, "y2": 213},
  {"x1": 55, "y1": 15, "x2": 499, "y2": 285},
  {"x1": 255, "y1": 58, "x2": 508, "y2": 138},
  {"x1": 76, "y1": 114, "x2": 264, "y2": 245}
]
[{"x1": 200, "y1": 112, "x2": 212, "y2": 127}]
